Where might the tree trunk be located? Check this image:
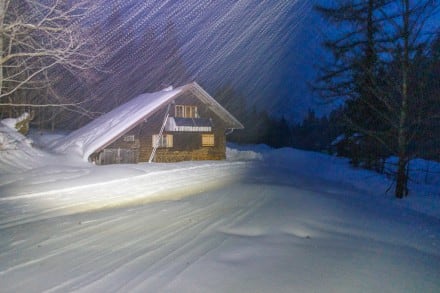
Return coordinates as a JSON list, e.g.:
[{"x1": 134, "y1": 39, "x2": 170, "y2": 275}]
[
  {"x1": 0, "y1": 0, "x2": 5, "y2": 97},
  {"x1": 395, "y1": 0, "x2": 410, "y2": 198}
]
